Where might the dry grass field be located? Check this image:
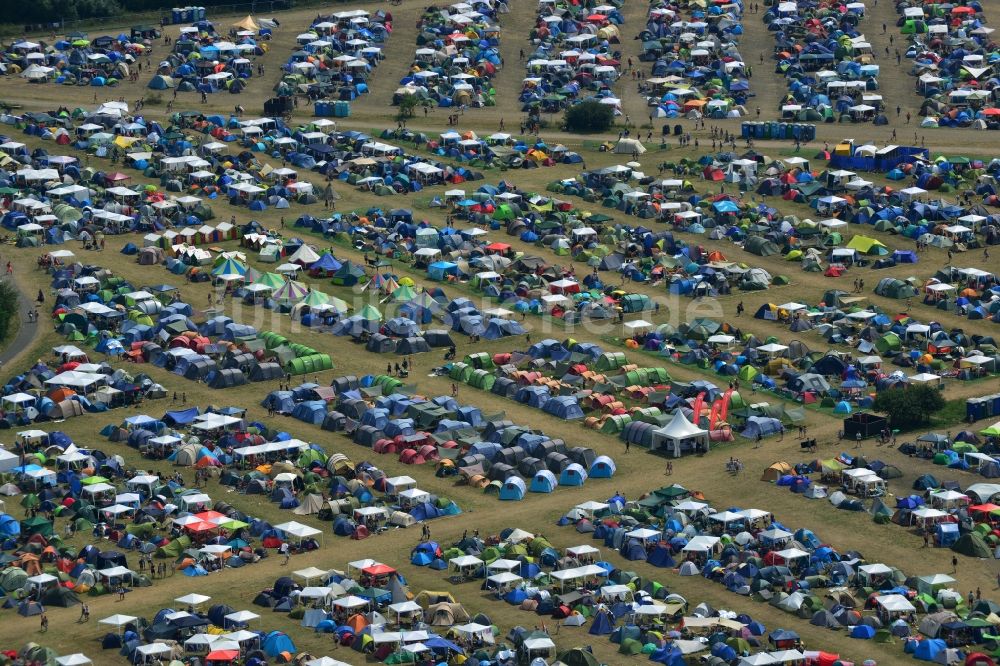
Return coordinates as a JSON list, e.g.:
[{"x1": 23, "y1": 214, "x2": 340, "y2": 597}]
[{"x1": 0, "y1": 0, "x2": 997, "y2": 663}]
